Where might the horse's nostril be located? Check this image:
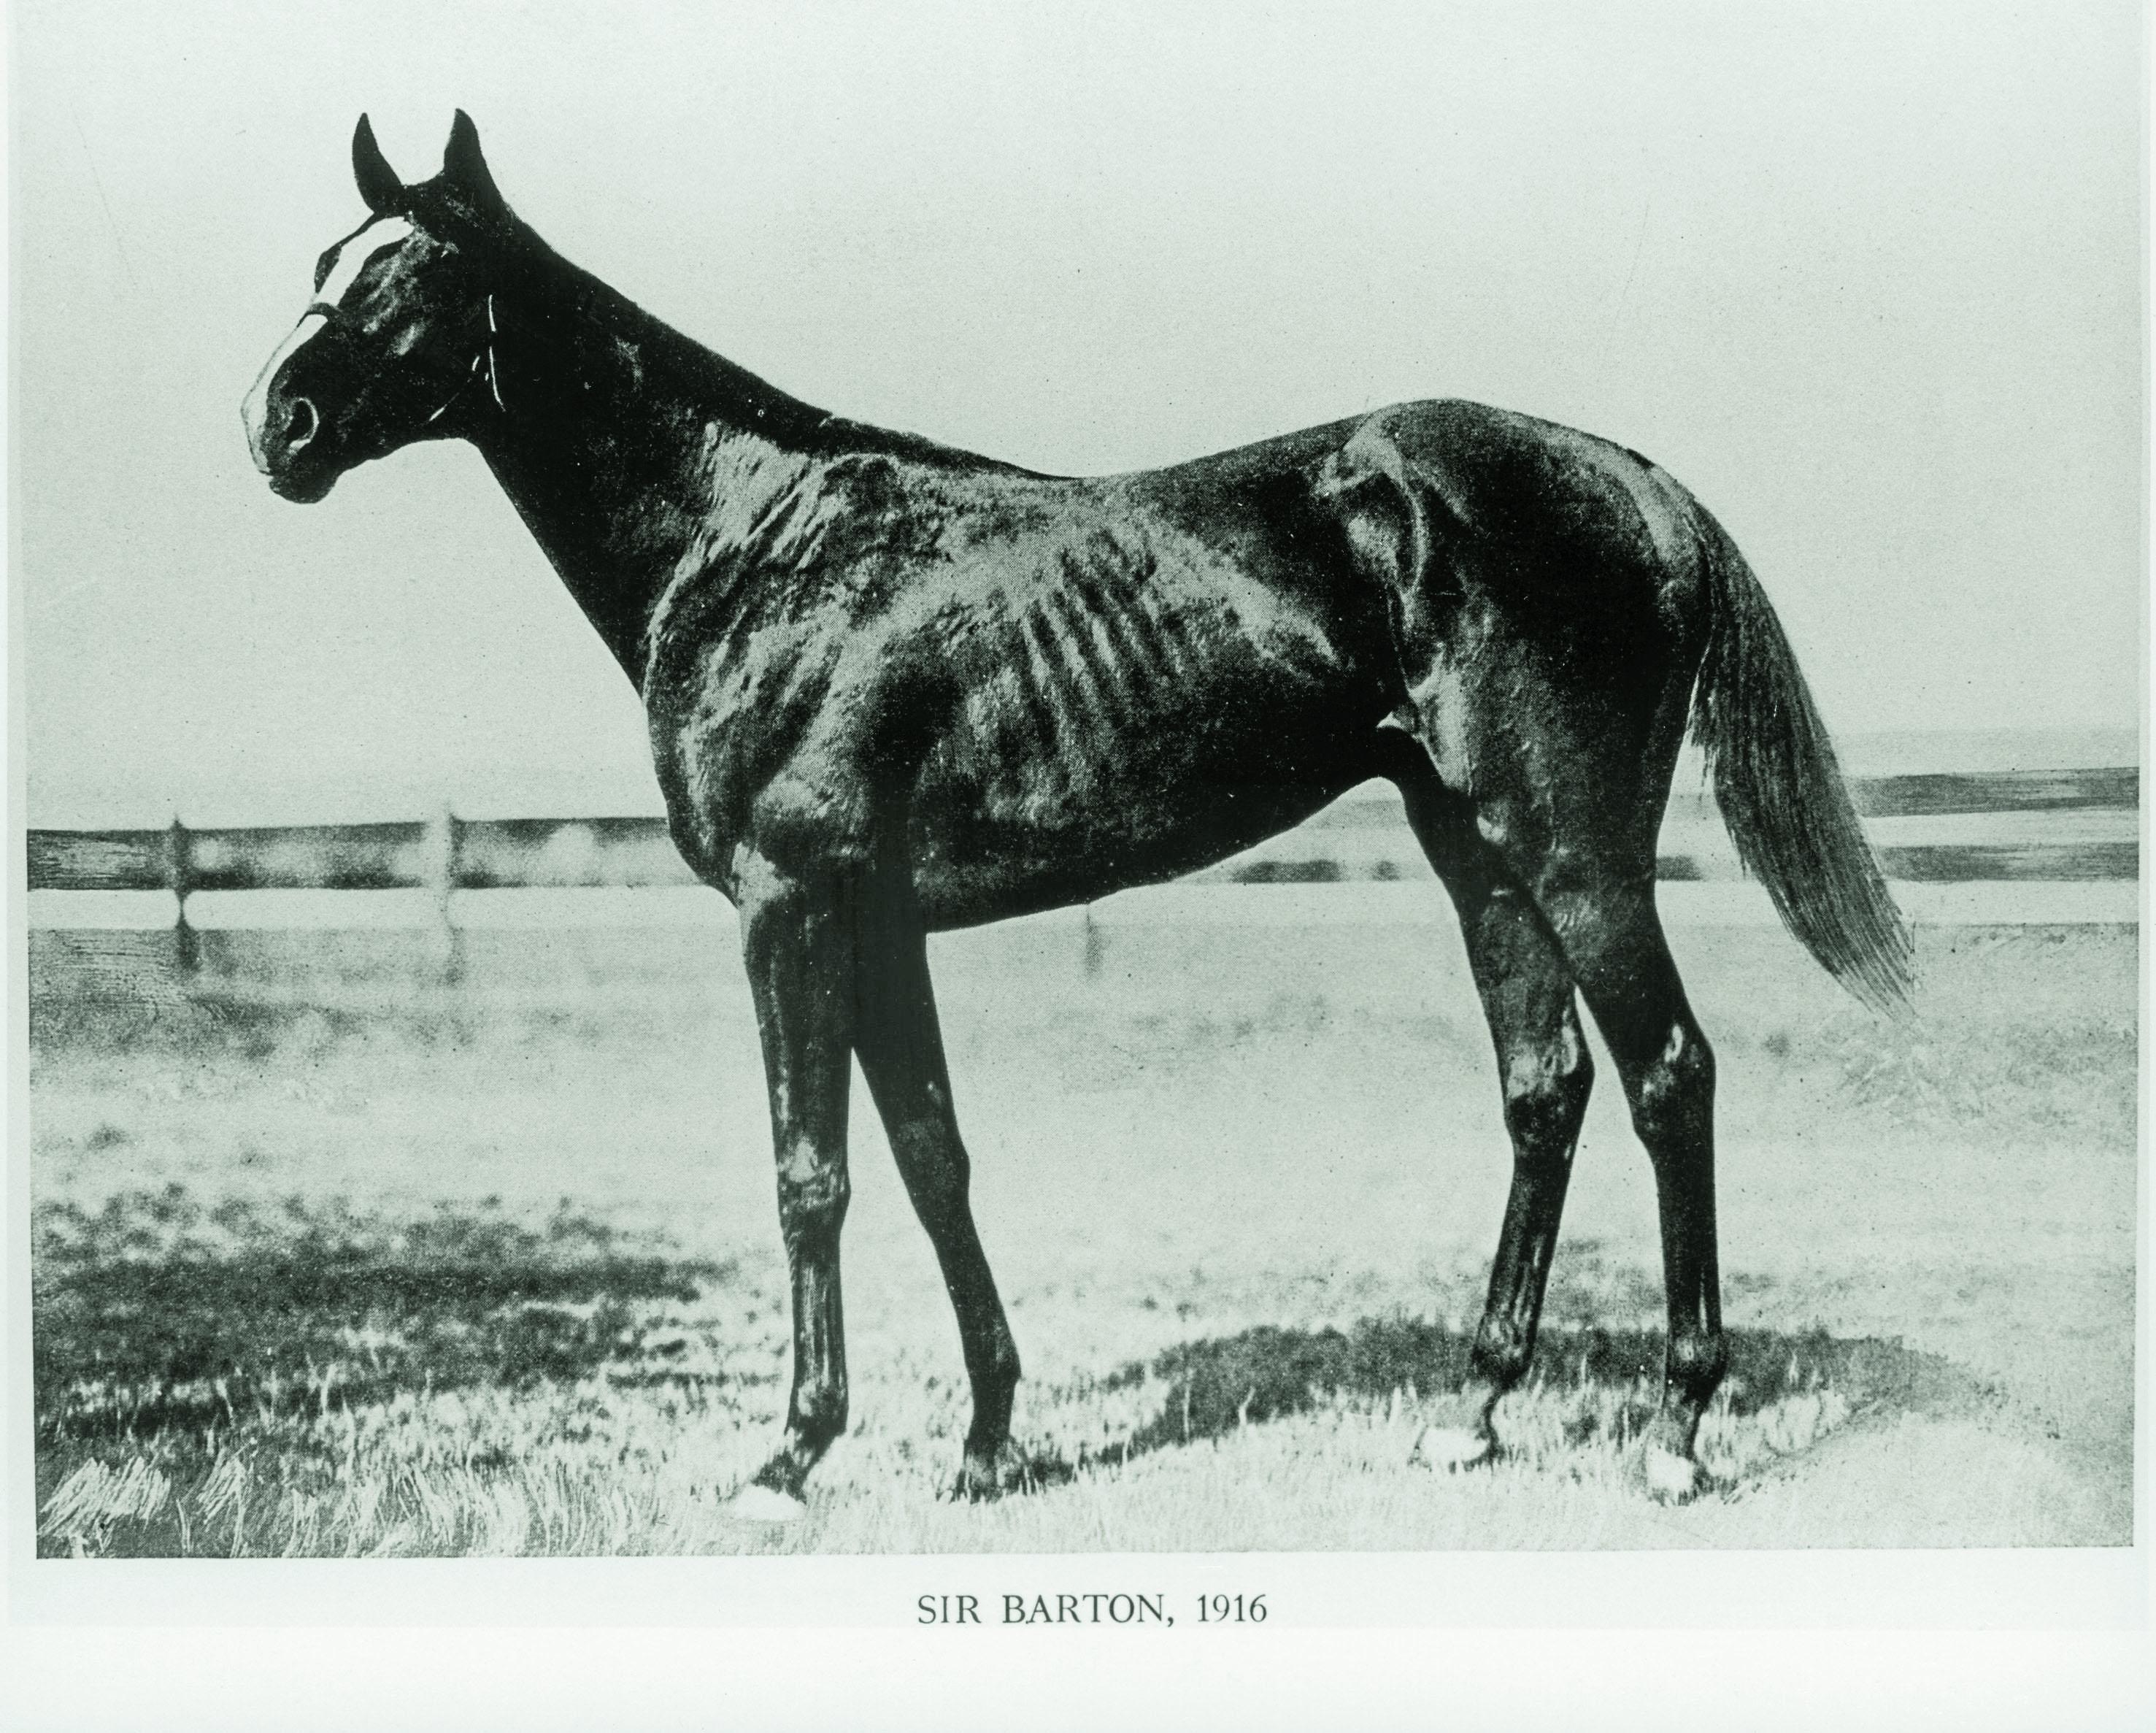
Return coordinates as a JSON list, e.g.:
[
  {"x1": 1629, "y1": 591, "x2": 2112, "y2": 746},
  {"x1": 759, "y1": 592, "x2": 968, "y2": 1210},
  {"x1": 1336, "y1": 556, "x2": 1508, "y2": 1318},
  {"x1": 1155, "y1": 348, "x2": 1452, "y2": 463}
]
[{"x1": 282, "y1": 396, "x2": 319, "y2": 449}]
